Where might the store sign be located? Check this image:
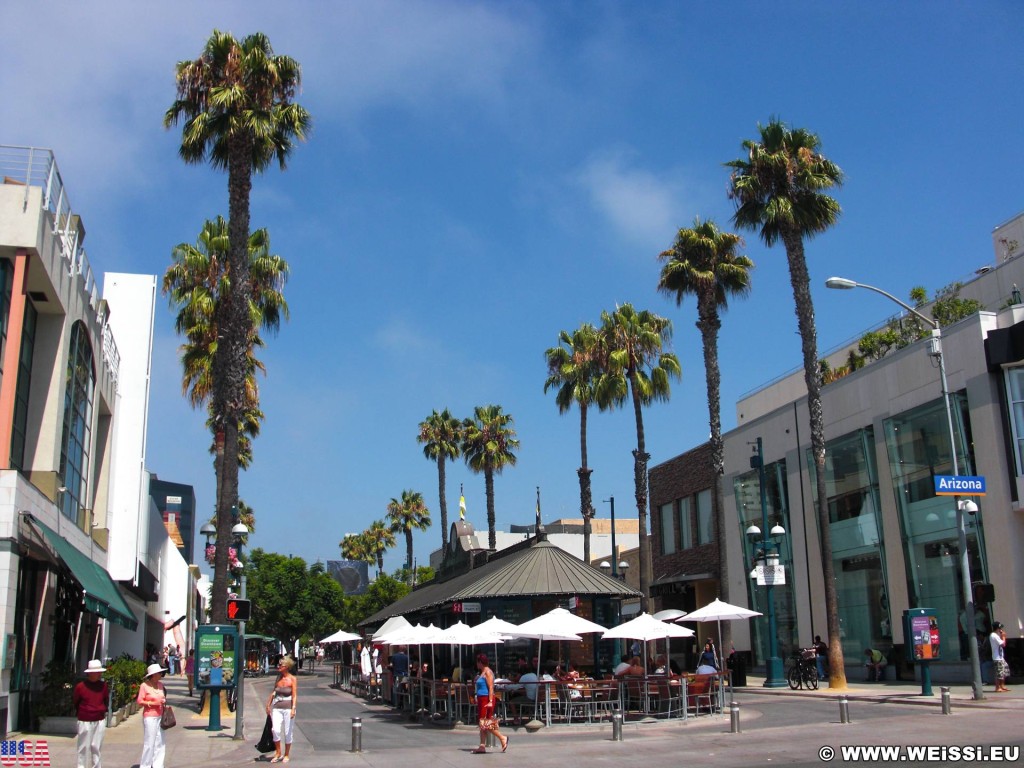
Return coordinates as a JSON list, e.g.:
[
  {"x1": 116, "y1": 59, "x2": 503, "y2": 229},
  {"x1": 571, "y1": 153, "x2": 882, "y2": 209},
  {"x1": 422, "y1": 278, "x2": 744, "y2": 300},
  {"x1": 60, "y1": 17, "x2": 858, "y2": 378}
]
[{"x1": 453, "y1": 602, "x2": 481, "y2": 613}]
